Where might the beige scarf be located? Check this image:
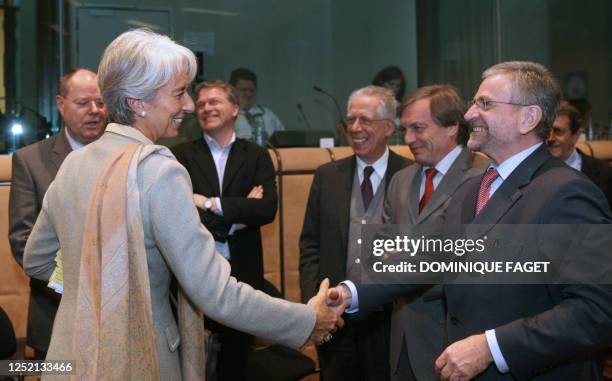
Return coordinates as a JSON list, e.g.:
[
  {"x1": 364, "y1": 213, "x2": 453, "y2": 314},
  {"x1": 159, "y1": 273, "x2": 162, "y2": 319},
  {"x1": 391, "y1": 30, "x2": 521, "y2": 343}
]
[{"x1": 73, "y1": 143, "x2": 206, "y2": 380}]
